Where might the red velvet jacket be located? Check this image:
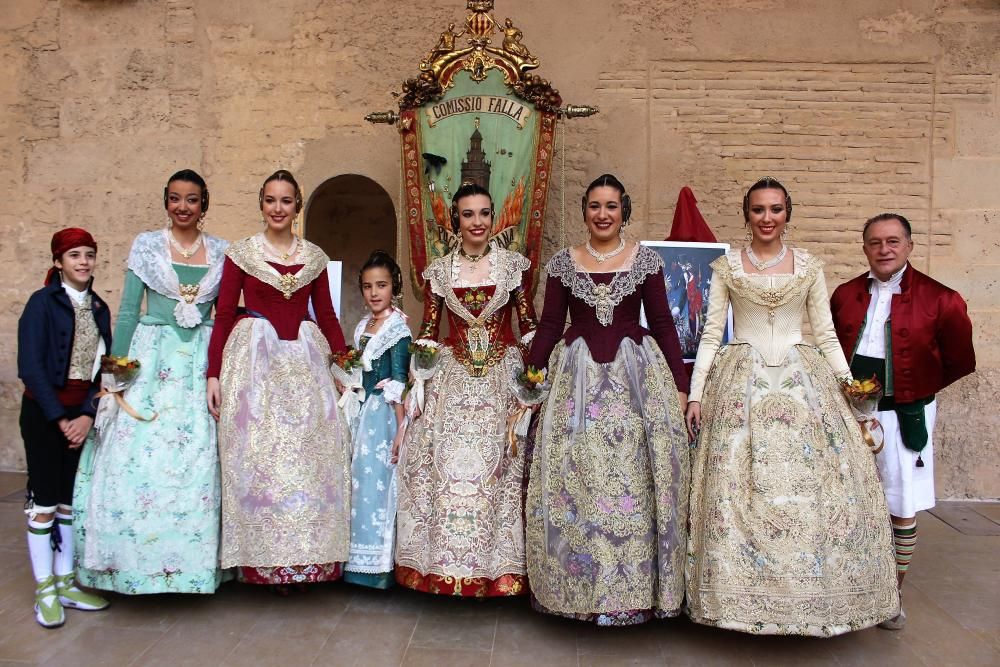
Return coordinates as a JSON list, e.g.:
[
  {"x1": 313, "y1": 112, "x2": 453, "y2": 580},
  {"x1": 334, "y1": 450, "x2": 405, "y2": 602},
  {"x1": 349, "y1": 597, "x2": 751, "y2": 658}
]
[{"x1": 830, "y1": 263, "x2": 975, "y2": 403}]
